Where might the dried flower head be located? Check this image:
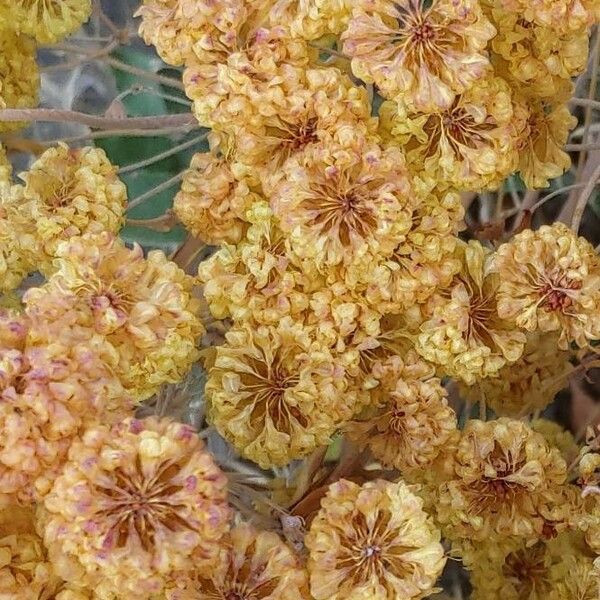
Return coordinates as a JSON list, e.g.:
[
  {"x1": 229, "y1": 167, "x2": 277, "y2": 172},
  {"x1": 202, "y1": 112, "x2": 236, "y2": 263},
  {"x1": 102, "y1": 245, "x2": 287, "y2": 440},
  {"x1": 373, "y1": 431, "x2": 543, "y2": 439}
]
[
  {"x1": 198, "y1": 201, "x2": 316, "y2": 325},
  {"x1": 6, "y1": 144, "x2": 126, "y2": 278},
  {"x1": 136, "y1": 0, "x2": 246, "y2": 66},
  {"x1": 0, "y1": 202, "x2": 31, "y2": 293},
  {"x1": 379, "y1": 76, "x2": 519, "y2": 192},
  {"x1": 271, "y1": 137, "x2": 413, "y2": 276},
  {"x1": 437, "y1": 418, "x2": 567, "y2": 541},
  {"x1": 0, "y1": 0, "x2": 92, "y2": 44},
  {"x1": 174, "y1": 151, "x2": 260, "y2": 245},
  {"x1": 306, "y1": 478, "x2": 445, "y2": 600},
  {"x1": 41, "y1": 417, "x2": 230, "y2": 599},
  {"x1": 0, "y1": 31, "x2": 39, "y2": 132},
  {"x1": 416, "y1": 240, "x2": 526, "y2": 384},
  {"x1": 184, "y1": 26, "x2": 312, "y2": 131},
  {"x1": 515, "y1": 97, "x2": 576, "y2": 189},
  {"x1": 362, "y1": 178, "x2": 463, "y2": 312},
  {"x1": 24, "y1": 232, "x2": 203, "y2": 400},
  {"x1": 342, "y1": 0, "x2": 495, "y2": 110},
  {"x1": 347, "y1": 375, "x2": 457, "y2": 473},
  {"x1": 493, "y1": 223, "x2": 600, "y2": 349},
  {"x1": 0, "y1": 144, "x2": 11, "y2": 182},
  {"x1": 206, "y1": 319, "x2": 353, "y2": 468},
  {"x1": 460, "y1": 332, "x2": 573, "y2": 417},
  {"x1": 166, "y1": 522, "x2": 307, "y2": 600},
  {"x1": 486, "y1": 4, "x2": 589, "y2": 99}
]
